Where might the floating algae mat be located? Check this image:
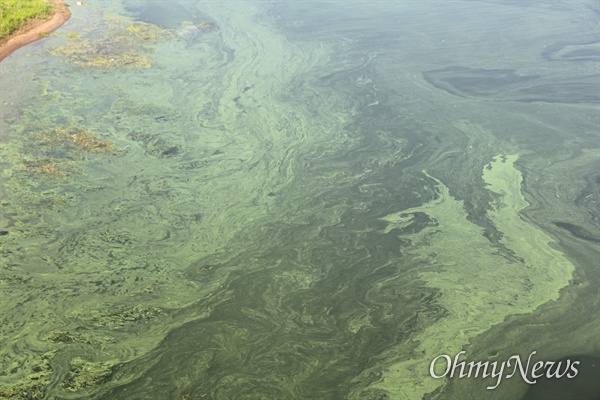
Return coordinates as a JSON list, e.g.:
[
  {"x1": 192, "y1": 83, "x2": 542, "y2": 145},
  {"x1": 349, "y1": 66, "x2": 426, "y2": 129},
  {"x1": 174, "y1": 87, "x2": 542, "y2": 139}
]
[
  {"x1": 0, "y1": 1, "x2": 598, "y2": 399},
  {"x1": 374, "y1": 155, "x2": 575, "y2": 398},
  {"x1": 48, "y1": 16, "x2": 174, "y2": 69}
]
